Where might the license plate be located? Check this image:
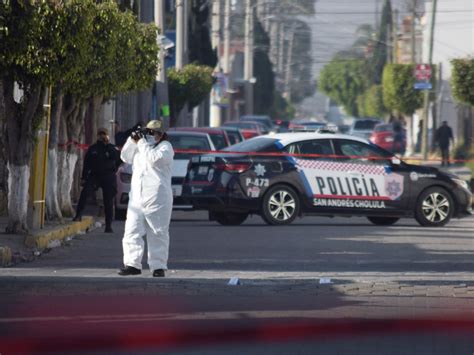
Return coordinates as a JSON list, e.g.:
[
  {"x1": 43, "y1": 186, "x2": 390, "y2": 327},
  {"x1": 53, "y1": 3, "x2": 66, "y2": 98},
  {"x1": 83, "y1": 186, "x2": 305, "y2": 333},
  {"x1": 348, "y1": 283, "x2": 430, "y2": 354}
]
[
  {"x1": 172, "y1": 185, "x2": 182, "y2": 197},
  {"x1": 198, "y1": 166, "x2": 209, "y2": 175}
]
